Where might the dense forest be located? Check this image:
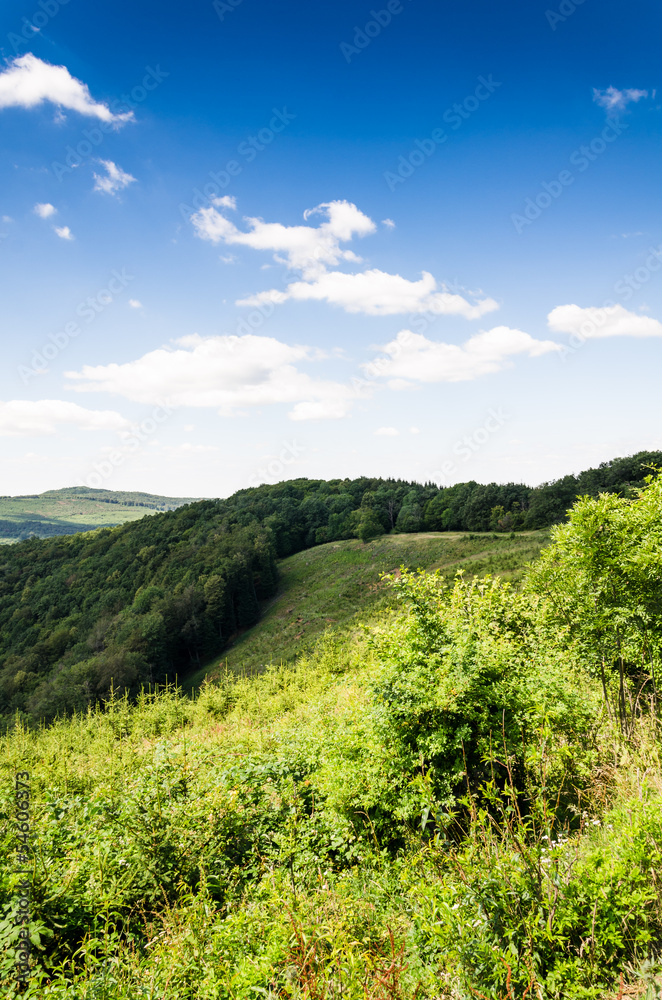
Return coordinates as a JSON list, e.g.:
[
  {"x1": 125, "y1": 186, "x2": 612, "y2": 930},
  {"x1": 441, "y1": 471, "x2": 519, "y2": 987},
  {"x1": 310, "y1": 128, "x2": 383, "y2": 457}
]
[
  {"x1": 0, "y1": 519, "x2": 105, "y2": 541},
  {"x1": 2, "y1": 471, "x2": 662, "y2": 998},
  {"x1": 0, "y1": 450, "x2": 659, "y2": 726}
]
